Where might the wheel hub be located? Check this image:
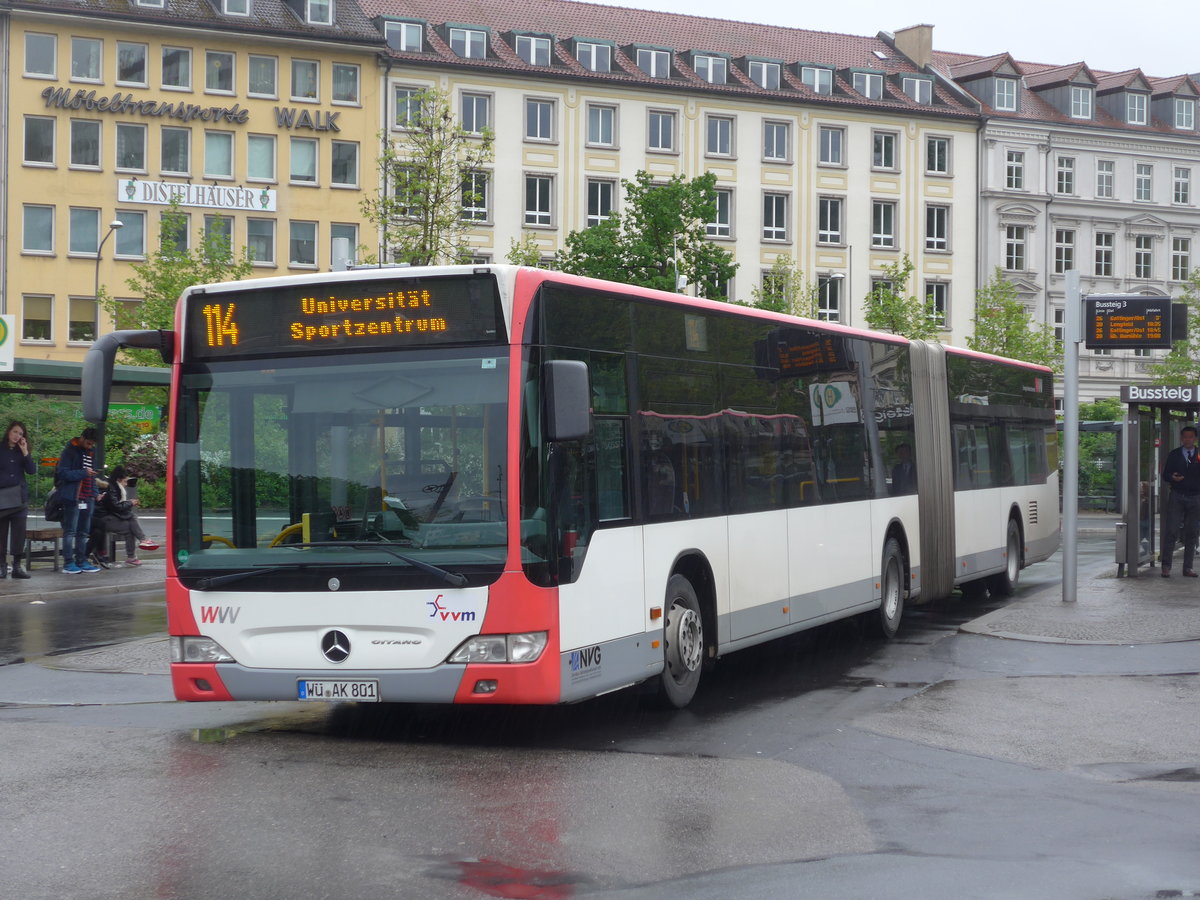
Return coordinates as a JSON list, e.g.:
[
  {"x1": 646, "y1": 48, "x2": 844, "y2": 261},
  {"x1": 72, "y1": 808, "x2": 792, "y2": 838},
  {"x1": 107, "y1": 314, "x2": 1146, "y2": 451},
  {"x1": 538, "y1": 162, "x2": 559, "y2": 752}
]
[{"x1": 666, "y1": 604, "x2": 702, "y2": 676}]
